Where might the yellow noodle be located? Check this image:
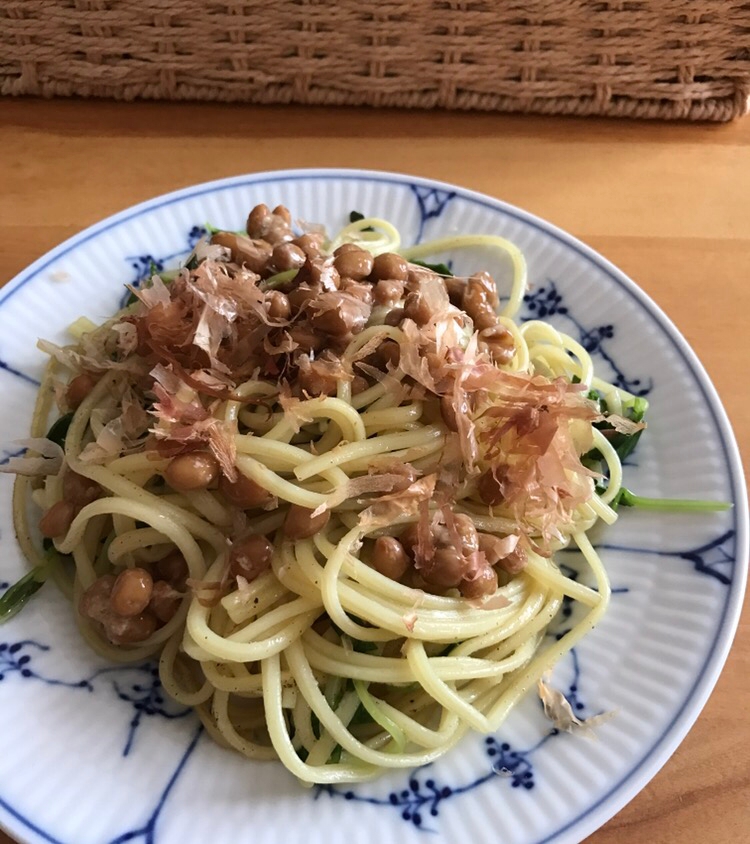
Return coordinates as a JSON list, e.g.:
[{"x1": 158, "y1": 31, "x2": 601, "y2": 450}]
[
  {"x1": 294, "y1": 427, "x2": 444, "y2": 481},
  {"x1": 7, "y1": 215, "x2": 632, "y2": 789}
]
